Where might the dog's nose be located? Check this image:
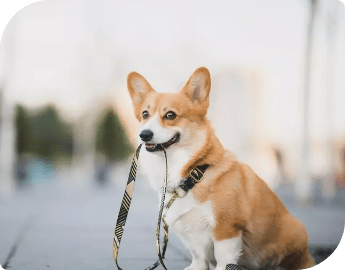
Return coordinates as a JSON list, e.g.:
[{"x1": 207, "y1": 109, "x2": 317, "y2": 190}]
[{"x1": 140, "y1": 129, "x2": 154, "y2": 142}]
